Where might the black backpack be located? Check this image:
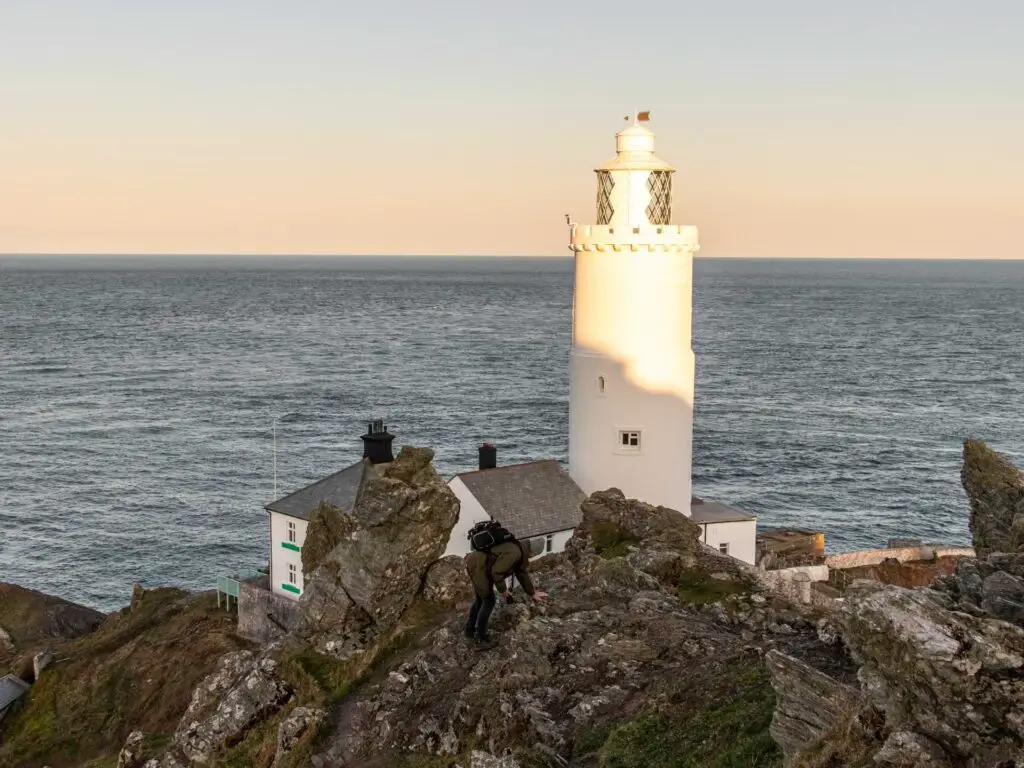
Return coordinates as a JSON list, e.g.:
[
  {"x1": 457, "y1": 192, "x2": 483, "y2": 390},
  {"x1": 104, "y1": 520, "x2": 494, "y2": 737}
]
[{"x1": 468, "y1": 520, "x2": 516, "y2": 553}]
